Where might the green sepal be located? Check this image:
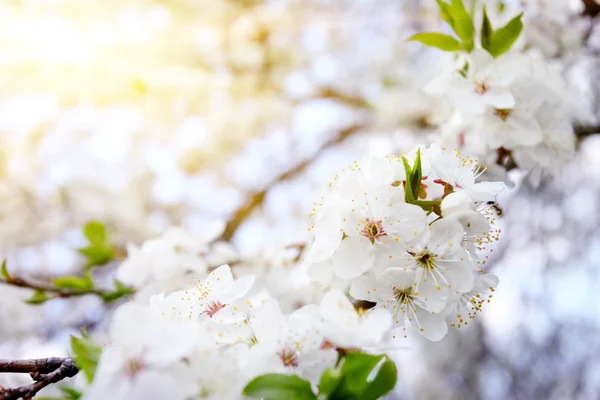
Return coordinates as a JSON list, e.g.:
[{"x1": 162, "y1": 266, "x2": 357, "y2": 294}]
[
  {"x1": 1, "y1": 259, "x2": 10, "y2": 280},
  {"x1": 481, "y1": 7, "x2": 493, "y2": 51}
]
